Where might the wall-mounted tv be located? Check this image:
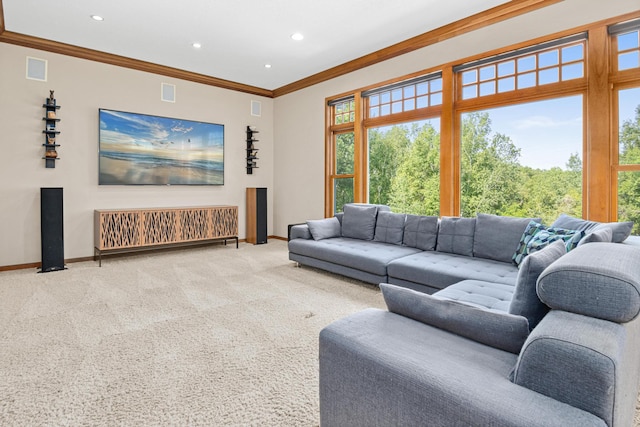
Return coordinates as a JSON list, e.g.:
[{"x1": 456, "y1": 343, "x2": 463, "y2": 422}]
[{"x1": 99, "y1": 109, "x2": 224, "y2": 185}]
